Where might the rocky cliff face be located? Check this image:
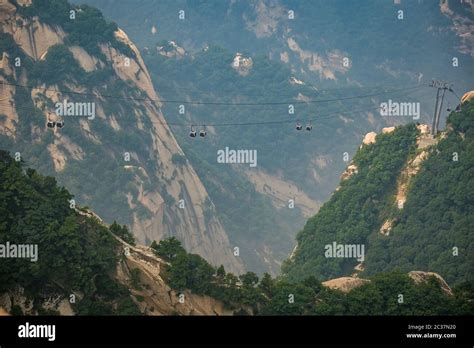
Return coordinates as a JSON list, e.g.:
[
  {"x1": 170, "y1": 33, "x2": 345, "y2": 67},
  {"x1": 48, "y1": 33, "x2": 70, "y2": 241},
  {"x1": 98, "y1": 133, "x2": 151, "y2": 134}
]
[
  {"x1": 114, "y1": 237, "x2": 233, "y2": 315},
  {"x1": 0, "y1": 0, "x2": 243, "y2": 274}
]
